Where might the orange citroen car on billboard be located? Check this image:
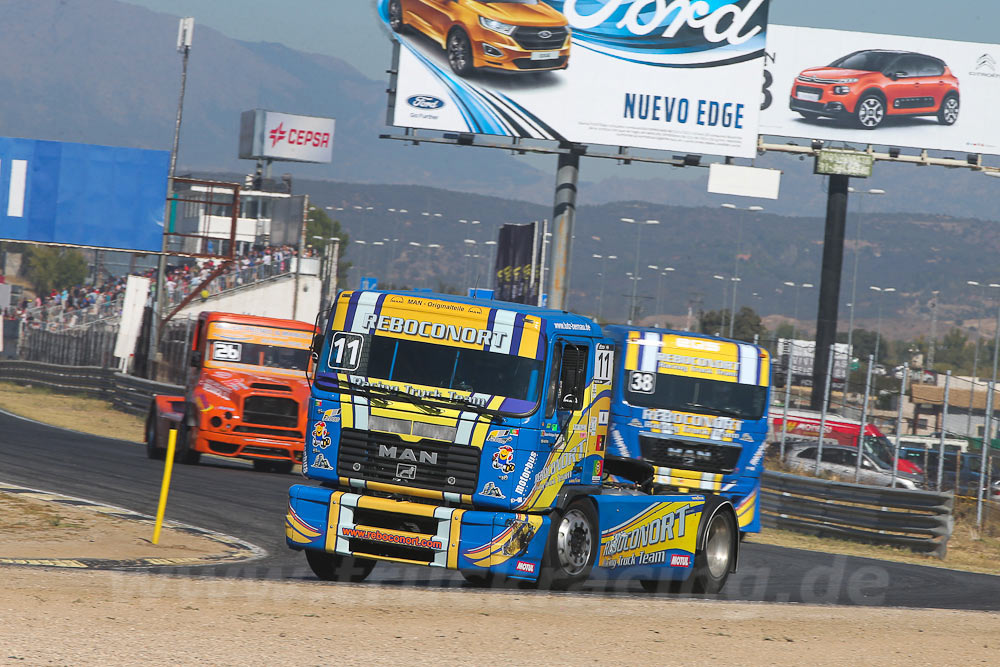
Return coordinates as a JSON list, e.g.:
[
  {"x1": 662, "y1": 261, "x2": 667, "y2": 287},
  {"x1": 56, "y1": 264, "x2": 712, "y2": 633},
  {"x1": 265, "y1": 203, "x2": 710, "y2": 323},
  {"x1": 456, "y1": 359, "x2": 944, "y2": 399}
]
[
  {"x1": 388, "y1": 0, "x2": 571, "y2": 76},
  {"x1": 790, "y1": 49, "x2": 960, "y2": 129}
]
